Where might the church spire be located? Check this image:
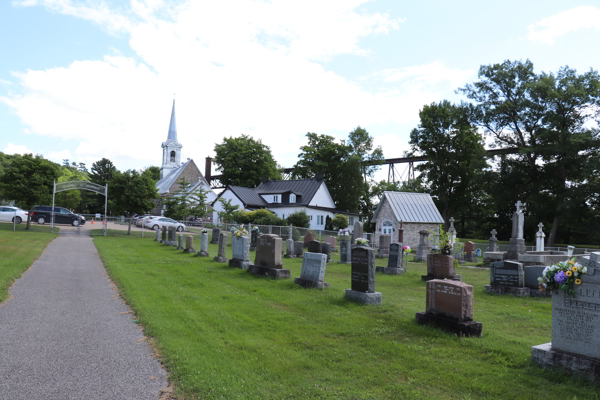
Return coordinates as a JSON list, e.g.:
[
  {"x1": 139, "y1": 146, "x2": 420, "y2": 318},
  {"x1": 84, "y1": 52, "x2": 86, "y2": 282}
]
[{"x1": 167, "y1": 99, "x2": 177, "y2": 143}]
